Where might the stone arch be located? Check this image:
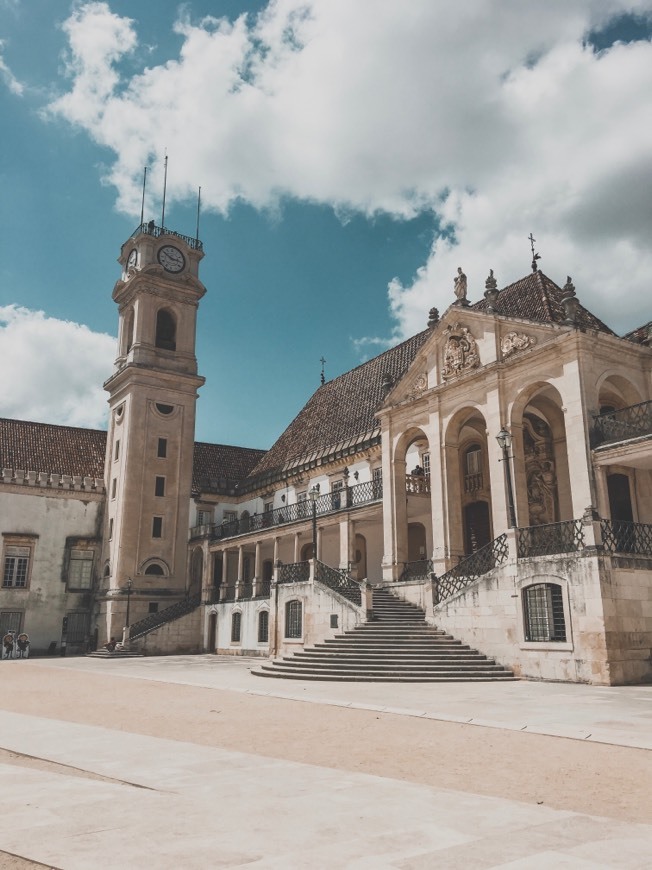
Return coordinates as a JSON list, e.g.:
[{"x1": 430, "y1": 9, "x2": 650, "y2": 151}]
[
  {"x1": 443, "y1": 405, "x2": 492, "y2": 556},
  {"x1": 510, "y1": 382, "x2": 571, "y2": 525},
  {"x1": 155, "y1": 308, "x2": 176, "y2": 351},
  {"x1": 596, "y1": 372, "x2": 642, "y2": 413}
]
